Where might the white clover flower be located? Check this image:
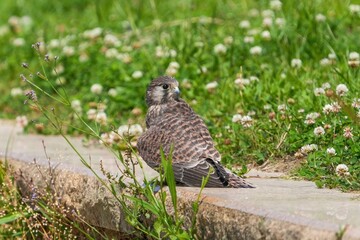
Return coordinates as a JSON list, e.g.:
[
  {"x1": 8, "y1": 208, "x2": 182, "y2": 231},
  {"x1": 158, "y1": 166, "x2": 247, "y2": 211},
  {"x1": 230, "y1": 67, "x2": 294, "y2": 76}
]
[
  {"x1": 90, "y1": 83, "x2": 103, "y2": 94},
  {"x1": 348, "y1": 51, "x2": 359, "y2": 67},
  {"x1": 109, "y1": 131, "x2": 121, "y2": 142},
  {"x1": 277, "y1": 104, "x2": 287, "y2": 113},
  {"x1": 87, "y1": 109, "x2": 97, "y2": 120},
  {"x1": 275, "y1": 18, "x2": 285, "y2": 27},
  {"x1": 314, "y1": 126, "x2": 325, "y2": 136},
  {"x1": 108, "y1": 88, "x2": 118, "y2": 97},
  {"x1": 71, "y1": 100, "x2": 82, "y2": 113},
  {"x1": 194, "y1": 41, "x2": 204, "y2": 48},
  {"x1": 351, "y1": 98, "x2": 360, "y2": 108},
  {"x1": 117, "y1": 53, "x2": 132, "y2": 63},
  {"x1": 320, "y1": 58, "x2": 331, "y2": 66},
  {"x1": 248, "y1": 111, "x2": 256, "y2": 116},
  {"x1": 331, "y1": 102, "x2": 341, "y2": 112},
  {"x1": 343, "y1": 127, "x2": 353, "y2": 139},
  {"x1": 310, "y1": 144, "x2": 318, "y2": 151},
  {"x1": 200, "y1": 66, "x2": 207, "y2": 74},
  {"x1": 16, "y1": 115, "x2": 28, "y2": 129},
  {"x1": 83, "y1": 27, "x2": 102, "y2": 39},
  {"x1": 270, "y1": 0, "x2": 282, "y2": 10},
  {"x1": 55, "y1": 77, "x2": 66, "y2": 85},
  {"x1": 314, "y1": 88, "x2": 325, "y2": 96},
  {"x1": 249, "y1": 9, "x2": 259, "y2": 17},
  {"x1": 224, "y1": 36, "x2": 234, "y2": 45},
  {"x1": 241, "y1": 115, "x2": 253, "y2": 128},
  {"x1": 300, "y1": 144, "x2": 318, "y2": 154},
  {"x1": 155, "y1": 46, "x2": 166, "y2": 58},
  {"x1": 78, "y1": 42, "x2": 89, "y2": 51},
  {"x1": 291, "y1": 58, "x2": 302, "y2": 68},
  {"x1": 11, "y1": 88, "x2": 23, "y2": 97},
  {"x1": 96, "y1": 111, "x2": 107, "y2": 125},
  {"x1": 100, "y1": 132, "x2": 113, "y2": 145},
  {"x1": 52, "y1": 64, "x2": 64, "y2": 75},
  {"x1": 104, "y1": 33, "x2": 121, "y2": 47},
  {"x1": 21, "y1": 16, "x2": 32, "y2": 27},
  {"x1": 261, "y1": 30, "x2": 271, "y2": 40},
  {"x1": 234, "y1": 78, "x2": 250, "y2": 87},
  {"x1": 79, "y1": 53, "x2": 89, "y2": 62},
  {"x1": 323, "y1": 102, "x2": 341, "y2": 114},
  {"x1": 169, "y1": 61, "x2": 180, "y2": 69},
  {"x1": 249, "y1": 76, "x2": 259, "y2": 82},
  {"x1": 118, "y1": 124, "x2": 143, "y2": 136},
  {"x1": 132, "y1": 70, "x2": 143, "y2": 79},
  {"x1": 315, "y1": 13, "x2": 326, "y2": 22},
  {"x1": 304, "y1": 112, "x2": 320, "y2": 125},
  {"x1": 62, "y1": 46, "x2": 75, "y2": 56},
  {"x1": 336, "y1": 164, "x2": 349, "y2": 177},
  {"x1": 166, "y1": 67, "x2": 177, "y2": 76},
  {"x1": 117, "y1": 125, "x2": 129, "y2": 136},
  {"x1": 181, "y1": 79, "x2": 192, "y2": 89},
  {"x1": 250, "y1": 46, "x2": 262, "y2": 55},
  {"x1": 12, "y1": 38, "x2": 25, "y2": 46},
  {"x1": 336, "y1": 84, "x2": 349, "y2": 96},
  {"x1": 308, "y1": 112, "x2": 320, "y2": 119},
  {"x1": 205, "y1": 81, "x2": 218, "y2": 92},
  {"x1": 349, "y1": 4, "x2": 360, "y2": 14},
  {"x1": 262, "y1": 9, "x2": 274, "y2": 18},
  {"x1": 326, "y1": 147, "x2": 336, "y2": 156},
  {"x1": 263, "y1": 104, "x2": 272, "y2": 110},
  {"x1": 105, "y1": 48, "x2": 119, "y2": 58},
  {"x1": 321, "y1": 82, "x2": 331, "y2": 89},
  {"x1": 244, "y1": 36, "x2": 254, "y2": 43},
  {"x1": 169, "y1": 49, "x2": 177, "y2": 57},
  {"x1": 239, "y1": 20, "x2": 250, "y2": 29},
  {"x1": 322, "y1": 104, "x2": 332, "y2": 115},
  {"x1": 262, "y1": 17, "x2": 273, "y2": 27},
  {"x1": 129, "y1": 124, "x2": 143, "y2": 136},
  {"x1": 298, "y1": 109, "x2": 305, "y2": 113},
  {"x1": 349, "y1": 52, "x2": 359, "y2": 60},
  {"x1": 232, "y1": 114, "x2": 242, "y2": 123},
  {"x1": 8, "y1": 16, "x2": 20, "y2": 27},
  {"x1": 214, "y1": 43, "x2": 227, "y2": 55},
  {"x1": 248, "y1": 28, "x2": 260, "y2": 36},
  {"x1": 328, "y1": 53, "x2": 336, "y2": 60},
  {"x1": 49, "y1": 39, "x2": 61, "y2": 48}
]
